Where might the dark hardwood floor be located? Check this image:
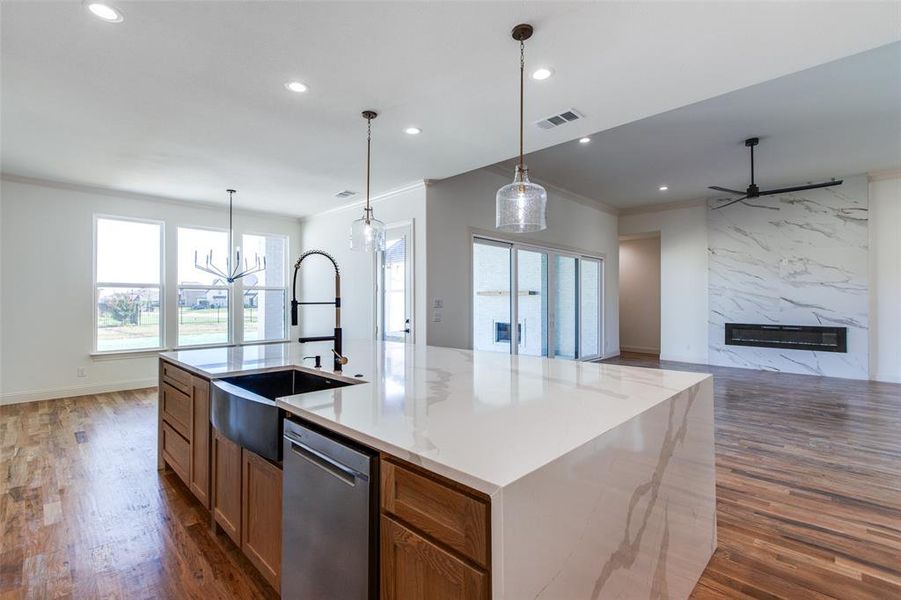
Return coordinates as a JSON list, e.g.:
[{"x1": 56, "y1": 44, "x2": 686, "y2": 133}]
[
  {"x1": 1, "y1": 357, "x2": 899, "y2": 599},
  {"x1": 601, "y1": 352, "x2": 901, "y2": 600},
  {"x1": 0, "y1": 389, "x2": 277, "y2": 600}
]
